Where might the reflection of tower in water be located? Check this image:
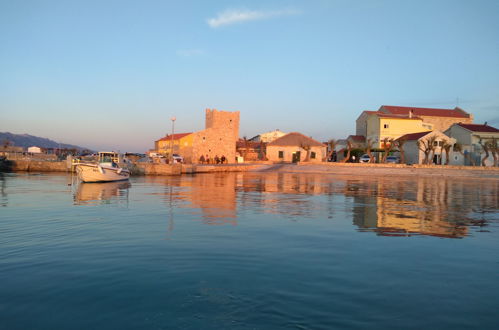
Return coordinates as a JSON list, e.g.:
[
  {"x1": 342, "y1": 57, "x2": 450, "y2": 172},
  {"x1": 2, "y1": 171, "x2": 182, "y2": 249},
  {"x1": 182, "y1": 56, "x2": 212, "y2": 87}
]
[{"x1": 188, "y1": 173, "x2": 238, "y2": 225}]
